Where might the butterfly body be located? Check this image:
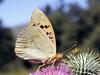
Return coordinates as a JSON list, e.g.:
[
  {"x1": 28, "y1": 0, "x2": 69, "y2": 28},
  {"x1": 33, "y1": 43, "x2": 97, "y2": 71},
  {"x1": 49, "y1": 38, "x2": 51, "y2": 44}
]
[{"x1": 15, "y1": 9, "x2": 62, "y2": 65}]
